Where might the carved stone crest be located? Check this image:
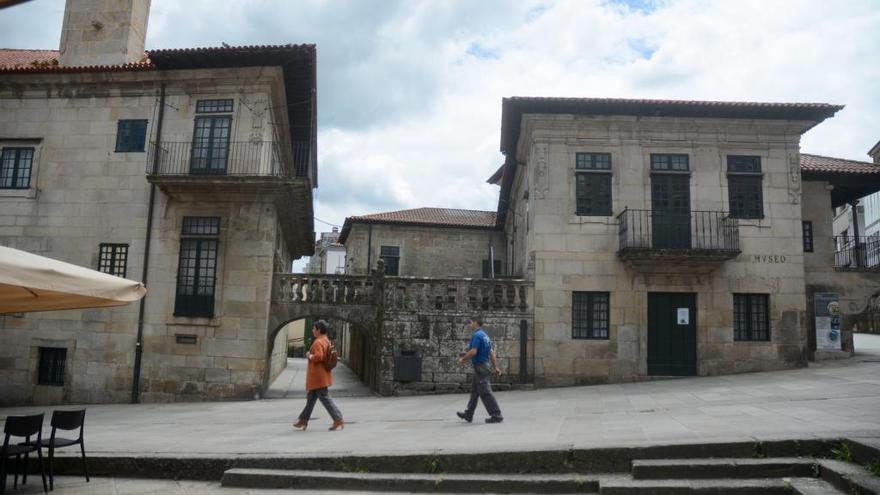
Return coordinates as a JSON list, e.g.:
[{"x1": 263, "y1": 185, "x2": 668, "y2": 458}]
[
  {"x1": 532, "y1": 143, "x2": 549, "y2": 199},
  {"x1": 787, "y1": 153, "x2": 801, "y2": 204}
]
